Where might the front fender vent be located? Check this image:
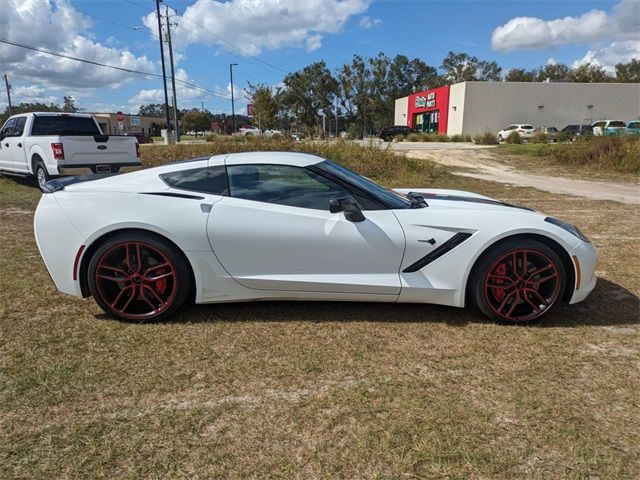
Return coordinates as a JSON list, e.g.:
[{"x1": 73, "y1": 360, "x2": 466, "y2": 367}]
[{"x1": 403, "y1": 232, "x2": 473, "y2": 273}]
